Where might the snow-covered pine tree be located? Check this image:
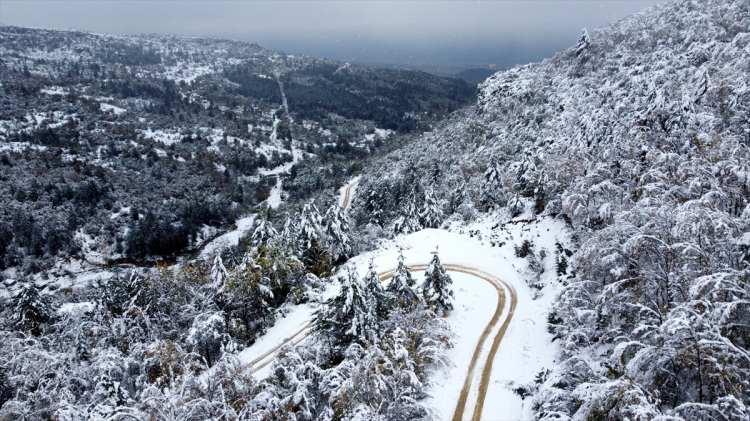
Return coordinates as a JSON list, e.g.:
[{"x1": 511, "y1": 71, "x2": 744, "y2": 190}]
[
  {"x1": 13, "y1": 283, "x2": 53, "y2": 336},
  {"x1": 422, "y1": 251, "x2": 453, "y2": 316},
  {"x1": 251, "y1": 214, "x2": 278, "y2": 249},
  {"x1": 363, "y1": 260, "x2": 389, "y2": 319},
  {"x1": 290, "y1": 202, "x2": 330, "y2": 276},
  {"x1": 484, "y1": 156, "x2": 502, "y2": 185},
  {"x1": 386, "y1": 249, "x2": 420, "y2": 310},
  {"x1": 0, "y1": 366, "x2": 11, "y2": 408},
  {"x1": 186, "y1": 311, "x2": 234, "y2": 367},
  {"x1": 419, "y1": 189, "x2": 444, "y2": 229},
  {"x1": 209, "y1": 254, "x2": 228, "y2": 291},
  {"x1": 220, "y1": 253, "x2": 275, "y2": 343},
  {"x1": 279, "y1": 215, "x2": 298, "y2": 253},
  {"x1": 323, "y1": 204, "x2": 352, "y2": 262},
  {"x1": 315, "y1": 268, "x2": 378, "y2": 347},
  {"x1": 297, "y1": 202, "x2": 323, "y2": 251},
  {"x1": 393, "y1": 198, "x2": 422, "y2": 235},
  {"x1": 575, "y1": 28, "x2": 590, "y2": 56},
  {"x1": 480, "y1": 156, "x2": 506, "y2": 209}
]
